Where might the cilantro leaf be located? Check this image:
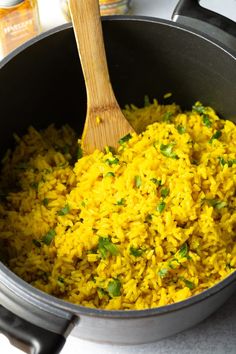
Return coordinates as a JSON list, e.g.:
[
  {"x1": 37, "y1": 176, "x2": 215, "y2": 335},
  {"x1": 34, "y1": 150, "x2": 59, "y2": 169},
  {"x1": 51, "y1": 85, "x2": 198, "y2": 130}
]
[
  {"x1": 158, "y1": 268, "x2": 168, "y2": 278},
  {"x1": 58, "y1": 204, "x2": 70, "y2": 216},
  {"x1": 42, "y1": 229, "x2": 56, "y2": 245},
  {"x1": 209, "y1": 130, "x2": 222, "y2": 144},
  {"x1": 156, "y1": 201, "x2": 166, "y2": 213},
  {"x1": 105, "y1": 158, "x2": 119, "y2": 165},
  {"x1": 98, "y1": 237, "x2": 118, "y2": 259},
  {"x1": 160, "y1": 143, "x2": 179, "y2": 160},
  {"x1": 202, "y1": 114, "x2": 212, "y2": 127},
  {"x1": 130, "y1": 247, "x2": 143, "y2": 257},
  {"x1": 134, "y1": 175, "x2": 142, "y2": 188},
  {"x1": 118, "y1": 133, "x2": 132, "y2": 145},
  {"x1": 161, "y1": 187, "x2": 170, "y2": 198},
  {"x1": 178, "y1": 243, "x2": 188, "y2": 258},
  {"x1": 105, "y1": 172, "x2": 115, "y2": 177},
  {"x1": 176, "y1": 125, "x2": 186, "y2": 134},
  {"x1": 107, "y1": 279, "x2": 121, "y2": 297}
]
